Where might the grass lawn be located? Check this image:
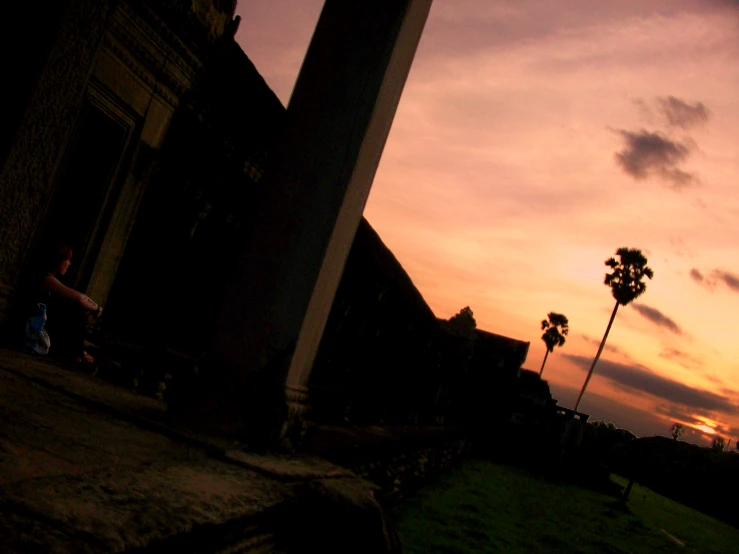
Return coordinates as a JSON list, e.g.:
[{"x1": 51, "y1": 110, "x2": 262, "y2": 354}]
[{"x1": 390, "y1": 459, "x2": 739, "y2": 553}]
